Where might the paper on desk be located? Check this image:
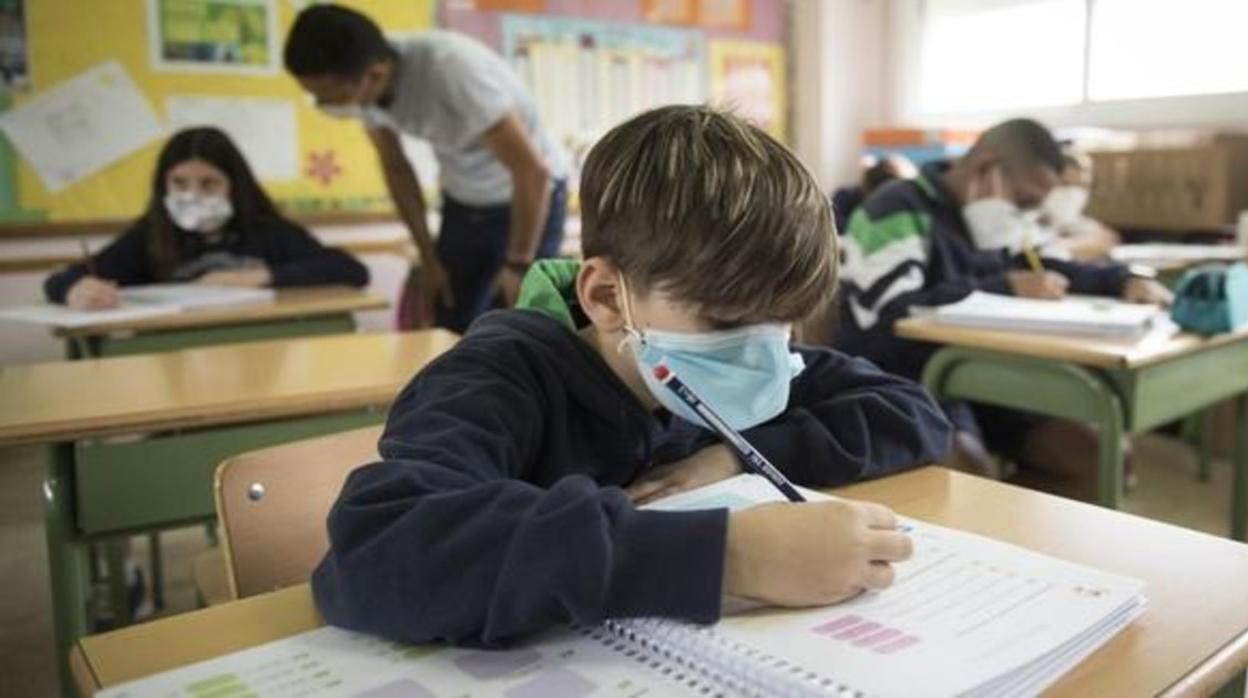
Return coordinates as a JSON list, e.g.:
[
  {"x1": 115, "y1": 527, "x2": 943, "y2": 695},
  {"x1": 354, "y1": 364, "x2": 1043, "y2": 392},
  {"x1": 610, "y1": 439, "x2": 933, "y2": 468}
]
[
  {"x1": 166, "y1": 96, "x2": 298, "y2": 181},
  {"x1": 0, "y1": 62, "x2": 164, "y2": 192},
  {"x1": 1111, "y1": 243, "x2": 1246, "y2": 264},
  {"x1": 0, "y1": 303, "x2": 173, "y2": 329},
  {"x1": 0, "y1": 284, "x2": 274, "y2": 328}
]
